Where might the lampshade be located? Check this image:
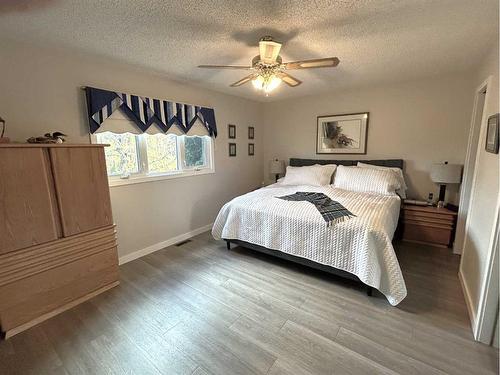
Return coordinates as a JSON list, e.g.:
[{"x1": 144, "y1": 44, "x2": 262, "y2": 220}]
[
  {"x1": 269, "y1": 159, "x2": 285, "y2": 174},
  {"x1": 430, "y1": 163, "x2": 462, "y2": 184}
]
